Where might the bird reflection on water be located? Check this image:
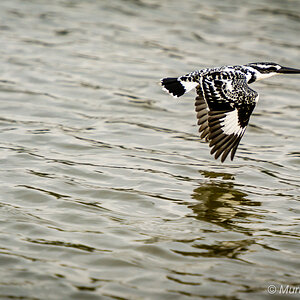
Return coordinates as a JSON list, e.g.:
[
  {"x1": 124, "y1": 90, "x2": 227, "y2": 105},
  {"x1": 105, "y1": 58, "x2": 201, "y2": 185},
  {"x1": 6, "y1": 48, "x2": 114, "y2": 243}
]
[
  {"x1": 175, "y1": 170, "x2": 263, "y2": 259},
  {"x1": 190, "y1": 170, "x2": 261, "y2": 228}
]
